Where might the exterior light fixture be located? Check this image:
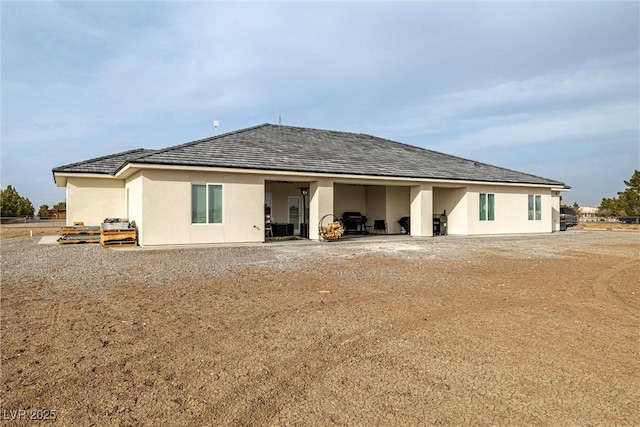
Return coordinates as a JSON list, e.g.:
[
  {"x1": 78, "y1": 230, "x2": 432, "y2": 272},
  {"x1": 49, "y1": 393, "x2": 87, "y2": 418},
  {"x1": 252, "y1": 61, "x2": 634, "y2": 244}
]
[{"x1": 299, "y1": 187, "x2": 310, "y2": 237}]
